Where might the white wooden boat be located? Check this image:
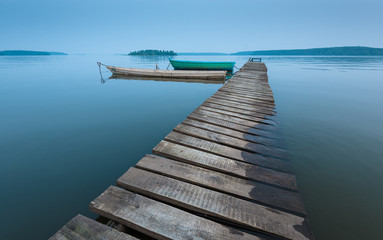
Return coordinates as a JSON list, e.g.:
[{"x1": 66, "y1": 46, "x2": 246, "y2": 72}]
[
  {"x1": 109, "y1": 74, "x2": 225, "y2": 84},
  {"x1": 99, "y1": 63, "x2": 227, "y2": 81}
]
